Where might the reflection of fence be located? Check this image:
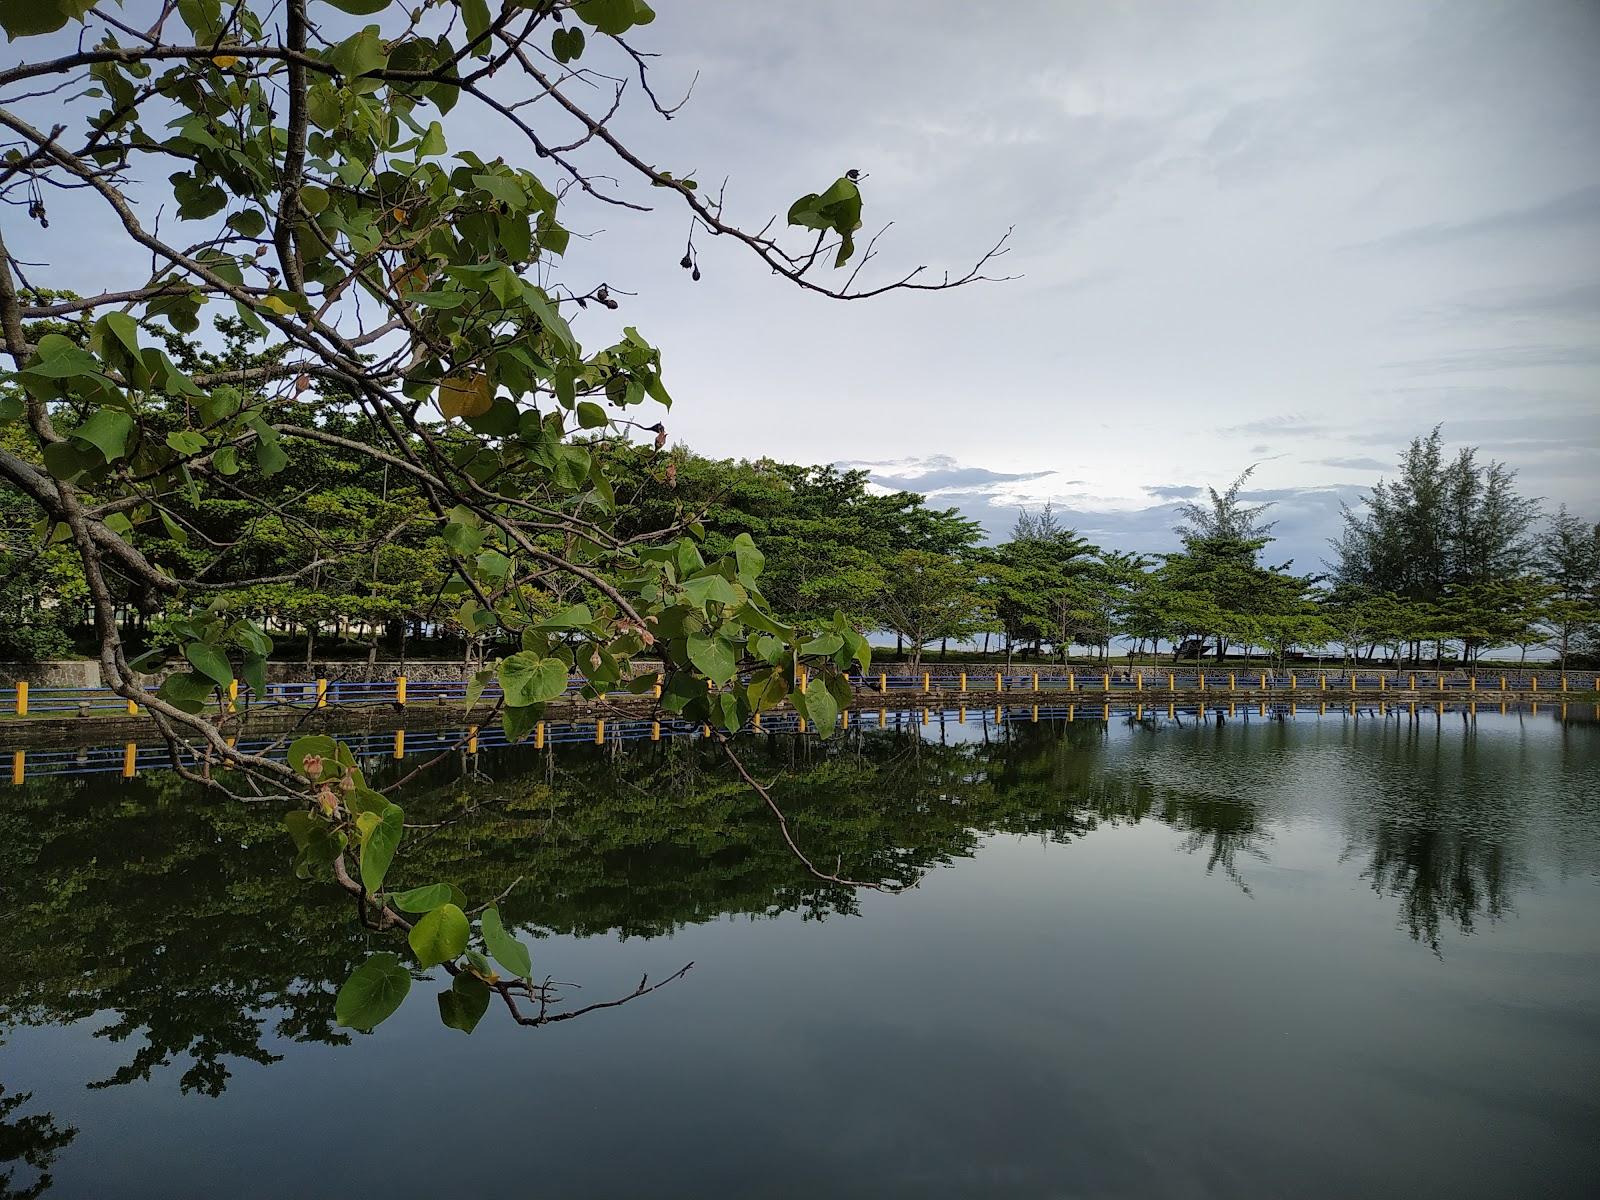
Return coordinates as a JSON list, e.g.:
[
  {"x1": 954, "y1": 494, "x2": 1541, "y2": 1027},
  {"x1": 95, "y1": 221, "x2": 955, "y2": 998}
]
[
  {"x1": 3, "y1": 668, "x2": 1594, "y2": 721},
  {"x1": 7, "y1": 699, "x2": 1589, "y2": 784}
]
